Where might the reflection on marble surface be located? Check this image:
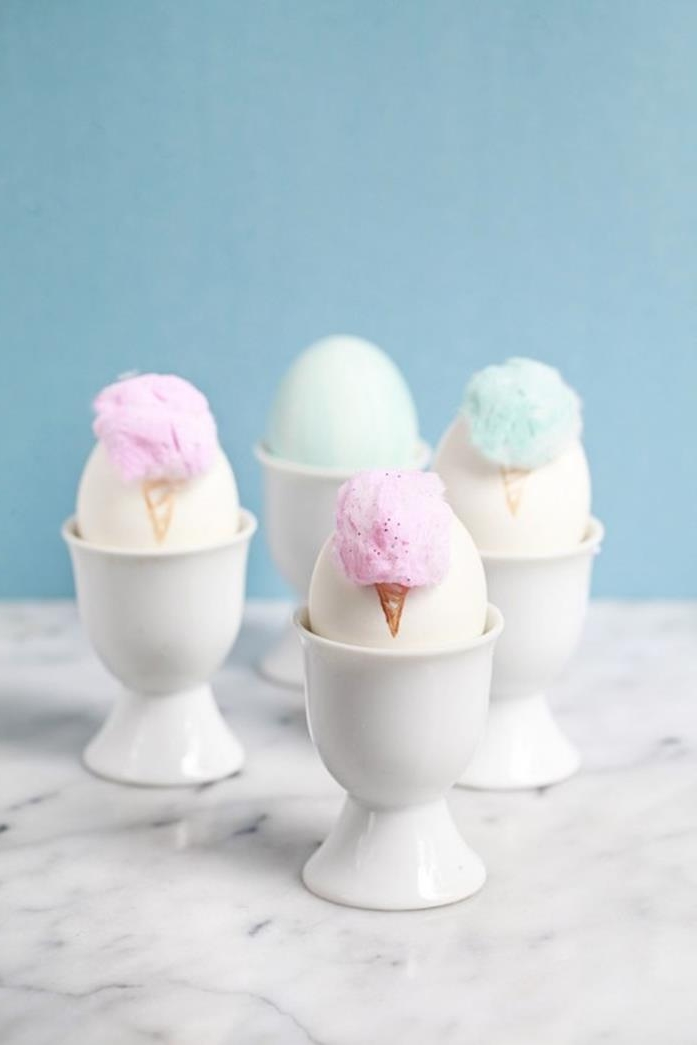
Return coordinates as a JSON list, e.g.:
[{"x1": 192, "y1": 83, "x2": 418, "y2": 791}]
[{"x1": 0, "y1": 600, "x2": 695, "y2": 1044}]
